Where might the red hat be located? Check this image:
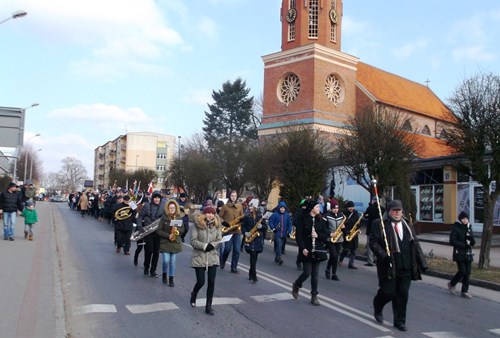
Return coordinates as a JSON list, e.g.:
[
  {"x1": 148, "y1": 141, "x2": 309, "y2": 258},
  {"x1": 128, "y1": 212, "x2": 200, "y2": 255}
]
[{"x1": 203, "y1": 206, "x2": 216, "y2": 214}]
